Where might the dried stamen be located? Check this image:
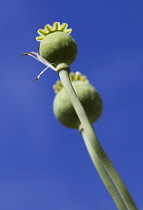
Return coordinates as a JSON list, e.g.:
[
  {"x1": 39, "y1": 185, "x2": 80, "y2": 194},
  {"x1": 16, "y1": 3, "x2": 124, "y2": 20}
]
[
  {"x1": 32, "y1": 66, "x2": 49, "y2": 82},
  {"x1": 20, "y1": 52, "x2": 57, "y2": 81}
]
